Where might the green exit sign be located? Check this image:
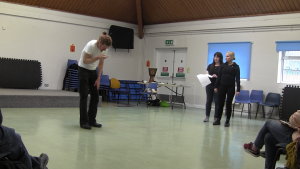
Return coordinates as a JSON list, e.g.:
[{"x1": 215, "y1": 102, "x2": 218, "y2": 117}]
[{"x1": 165, "y1": 40, "x2": 174, "y2": 45}]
